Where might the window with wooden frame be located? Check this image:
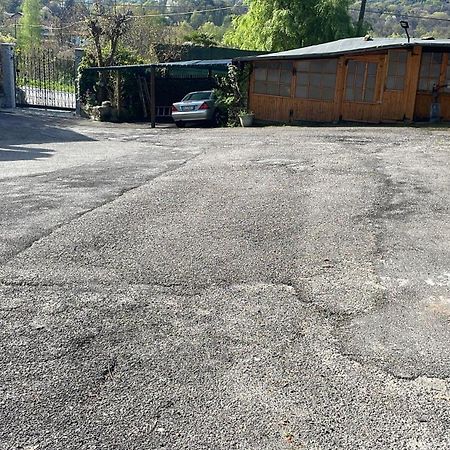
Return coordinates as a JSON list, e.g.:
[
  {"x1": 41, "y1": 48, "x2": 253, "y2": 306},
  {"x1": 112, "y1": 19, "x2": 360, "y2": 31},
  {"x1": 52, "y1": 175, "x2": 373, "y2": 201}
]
[
  {"x1": 418, "y1": 52, "x2": 443, "y2": 91},
  {"x1": 386, "y1": 50, "x2": 408, "y2": 91},
  {"x1": 345, "y1": 60, "x2": 378, "y2": 103},
  {"x1": 295, "y1": 59, "x2": 338, "y2": 101},
  {"x1": 253, "y1": 62, "x2": 293, "y2": 97}
]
